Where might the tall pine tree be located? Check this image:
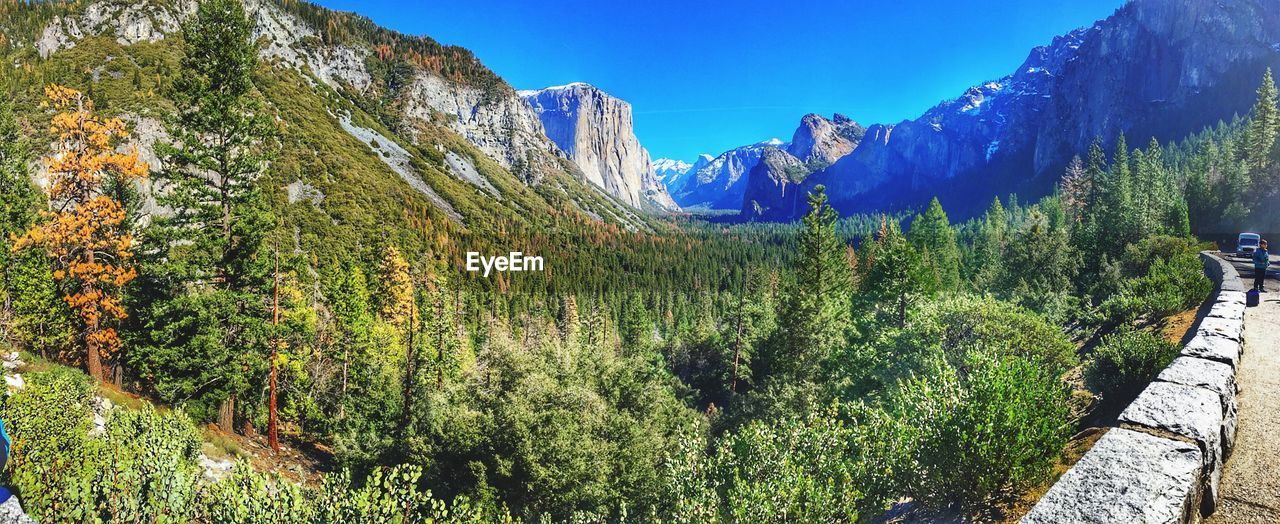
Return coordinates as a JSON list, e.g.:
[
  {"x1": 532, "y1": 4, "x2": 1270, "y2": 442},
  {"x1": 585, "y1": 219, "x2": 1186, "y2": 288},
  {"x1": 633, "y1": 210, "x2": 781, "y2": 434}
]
[
  {"x1": 1247, "y1": 68, "x2": 1278, "y2": 173},
  {"x1": 772, "y1": 185, "x2": 853, "y2": 380},
  {"x1": 134, "y1": 0, "x2": 277, "y2": 429},
  {"x1": 908, "y1": 198, "x2": 961, "y2": 293}
]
